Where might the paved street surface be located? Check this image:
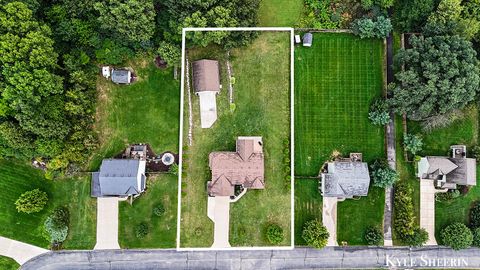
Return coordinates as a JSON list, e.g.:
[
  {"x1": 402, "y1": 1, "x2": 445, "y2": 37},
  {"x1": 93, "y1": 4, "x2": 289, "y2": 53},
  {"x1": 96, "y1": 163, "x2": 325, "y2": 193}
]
[
  {"x1": 0, "y1": 236, "x2": 48, "y2": 265},
  {"x1": 22, "y1": 247, "x2": 480, "y2": 269}
]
